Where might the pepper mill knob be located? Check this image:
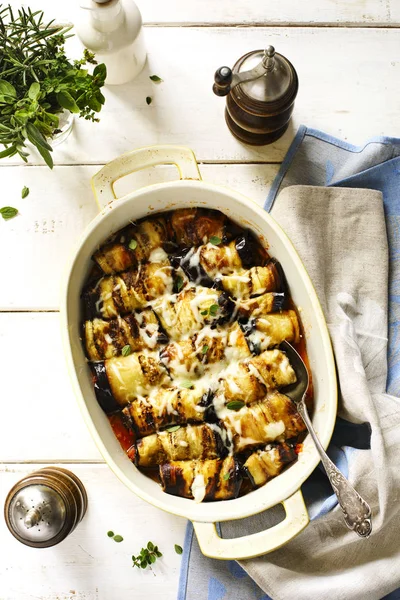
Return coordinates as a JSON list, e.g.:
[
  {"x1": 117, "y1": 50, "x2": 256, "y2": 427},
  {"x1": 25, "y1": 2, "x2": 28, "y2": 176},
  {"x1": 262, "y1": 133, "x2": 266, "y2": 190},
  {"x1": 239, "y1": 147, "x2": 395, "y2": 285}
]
[{"x1": 213, "y1": 66, "x2": 233, "y2": 96}]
